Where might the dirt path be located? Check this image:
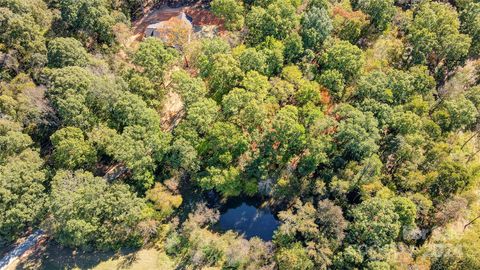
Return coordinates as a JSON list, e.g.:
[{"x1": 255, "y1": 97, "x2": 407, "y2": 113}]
[{"x1": 0, "y1": 230, "x2": 46, "y2": 270}]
